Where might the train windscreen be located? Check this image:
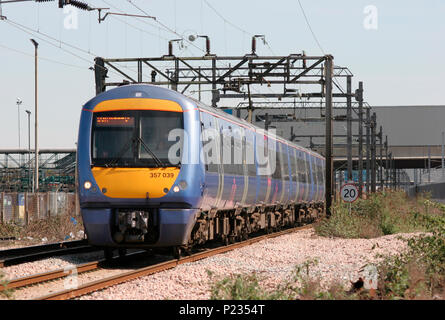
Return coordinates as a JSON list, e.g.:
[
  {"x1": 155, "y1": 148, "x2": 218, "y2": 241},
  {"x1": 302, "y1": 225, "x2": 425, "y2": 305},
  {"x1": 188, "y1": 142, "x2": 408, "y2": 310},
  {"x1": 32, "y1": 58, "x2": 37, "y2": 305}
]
[{"x1": 92, "y1": 110, "x2": 183, "y2": 167}]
